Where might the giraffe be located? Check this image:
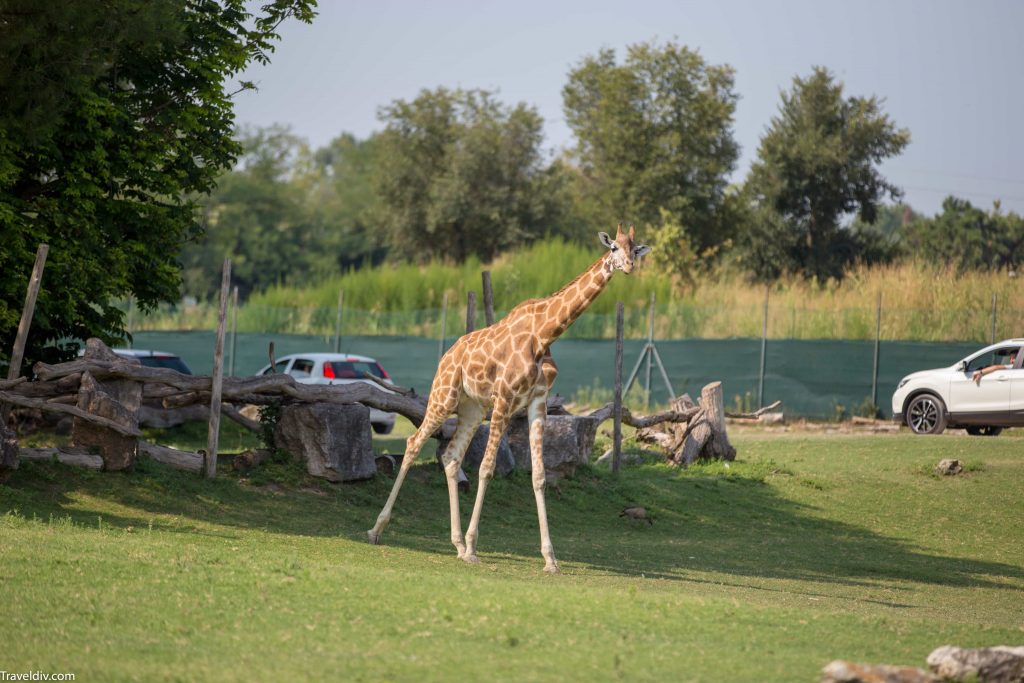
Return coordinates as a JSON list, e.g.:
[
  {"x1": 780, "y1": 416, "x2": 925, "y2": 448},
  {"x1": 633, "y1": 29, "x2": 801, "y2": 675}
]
[{"x1": 367, "y1": 223, "x2": 651, "y2": 573}]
